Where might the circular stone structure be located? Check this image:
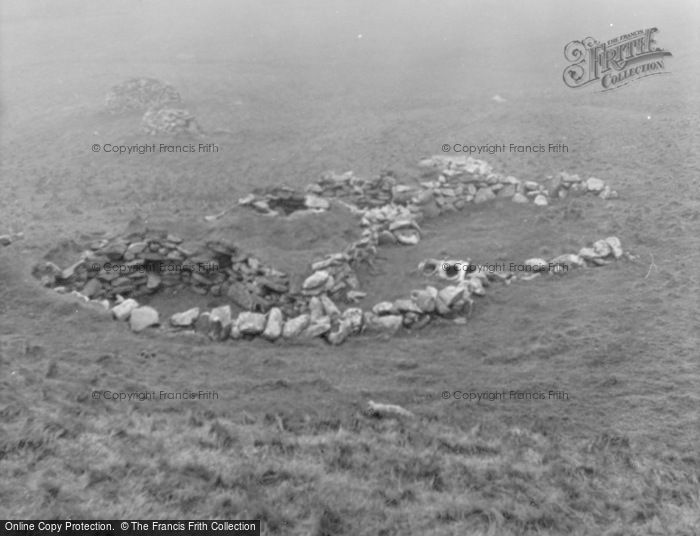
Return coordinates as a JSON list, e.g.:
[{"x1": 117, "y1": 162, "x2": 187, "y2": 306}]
[
  {"x1": 105, "y1": 77, "x2": 182, "y2": 114},
  {"x1": 141, "y1": 108, "x2": 203, "y2": 136}
]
